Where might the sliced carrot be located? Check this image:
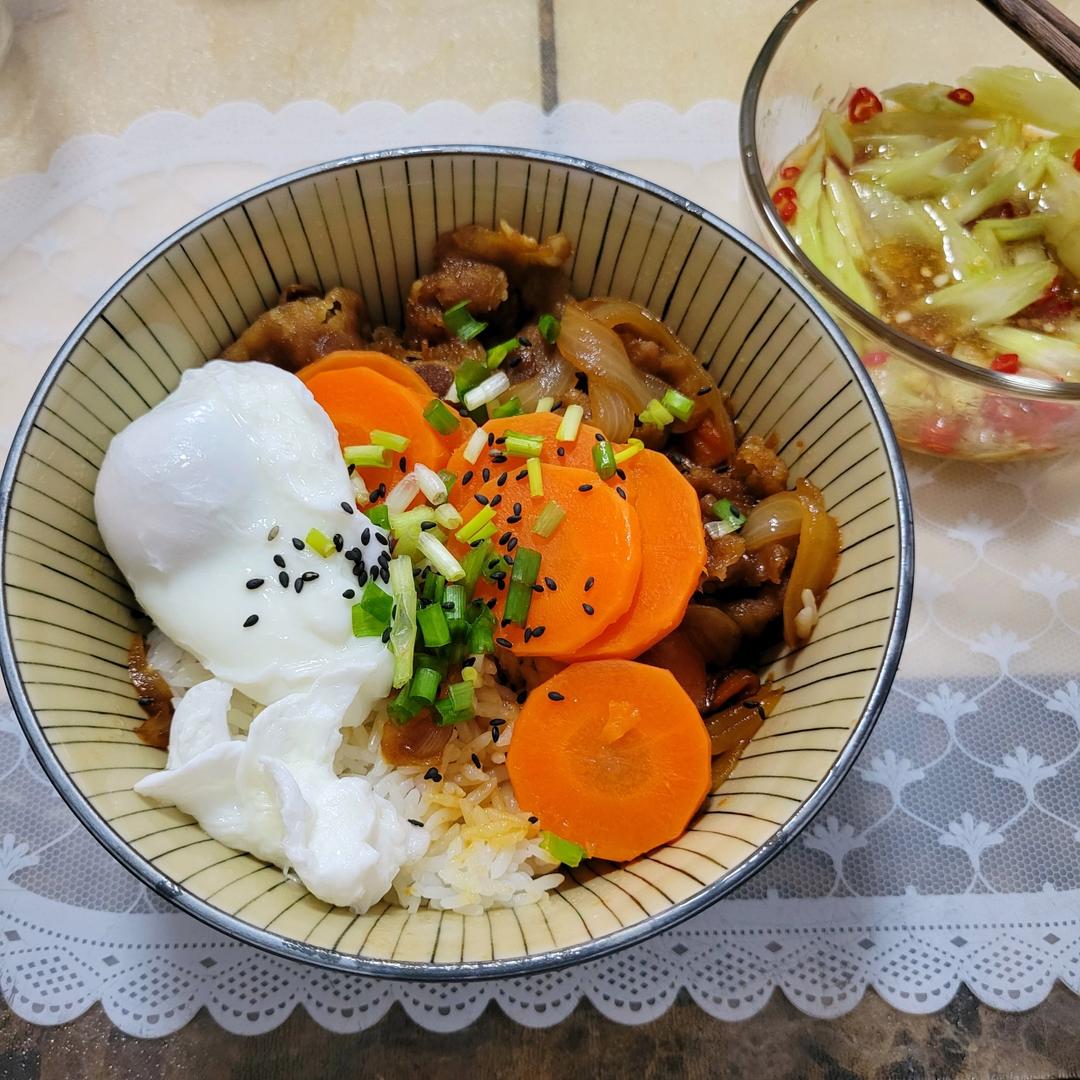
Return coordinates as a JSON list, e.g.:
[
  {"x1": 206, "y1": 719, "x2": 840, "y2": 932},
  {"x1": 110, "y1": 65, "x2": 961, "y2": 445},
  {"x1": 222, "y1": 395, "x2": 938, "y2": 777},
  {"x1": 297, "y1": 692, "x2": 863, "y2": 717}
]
[
  {"x1": 560, "y1": 449, "x2": 706, "y2": 661},
  {"x1": 444, "y1": 412, "x2": 605, "y2": 509},
  {"x1": 305, "y1": 367, "x2": 461, "y2": 498},
  {"x1": 452, "y1": 464, "x2": 642, "y2": 657},
  {"x1": 507, "y1": 660, "x2": 712, "y2": 862},
  {"x1": 297, "y1": 349, "x2": 434, "y2": 397}
]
